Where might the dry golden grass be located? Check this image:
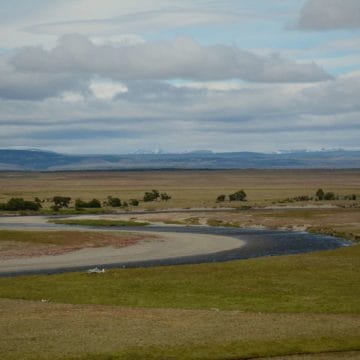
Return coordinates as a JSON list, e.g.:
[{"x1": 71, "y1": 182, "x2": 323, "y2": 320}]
[{"x1": 0, "y1": 169, "x2": 359, "y2": 209}]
